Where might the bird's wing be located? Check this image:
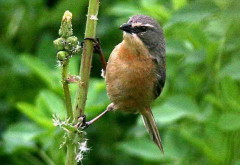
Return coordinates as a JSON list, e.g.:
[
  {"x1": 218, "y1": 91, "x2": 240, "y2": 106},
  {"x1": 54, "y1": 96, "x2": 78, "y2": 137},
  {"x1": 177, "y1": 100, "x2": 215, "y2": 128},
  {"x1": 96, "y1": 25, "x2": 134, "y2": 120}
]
[{"x1": 153, "y1": 58, "x2": 166, "y2": 99}]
